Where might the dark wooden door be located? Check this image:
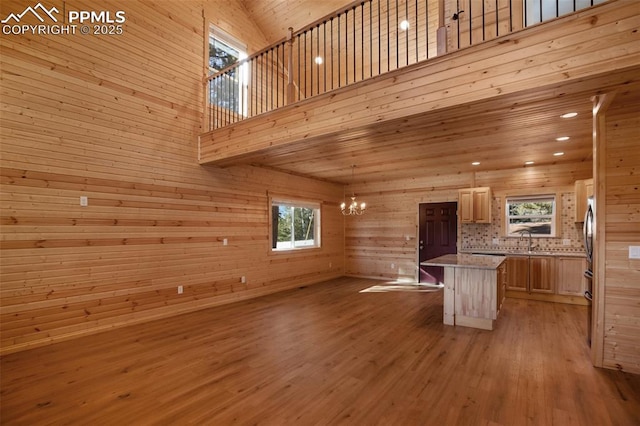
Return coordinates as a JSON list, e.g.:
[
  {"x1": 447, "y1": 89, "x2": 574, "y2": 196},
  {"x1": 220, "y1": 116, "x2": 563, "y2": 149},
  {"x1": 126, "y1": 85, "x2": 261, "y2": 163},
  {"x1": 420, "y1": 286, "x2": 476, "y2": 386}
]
[{"x1": 419, "y1": 202, "x2": 458, "y2": 284}]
